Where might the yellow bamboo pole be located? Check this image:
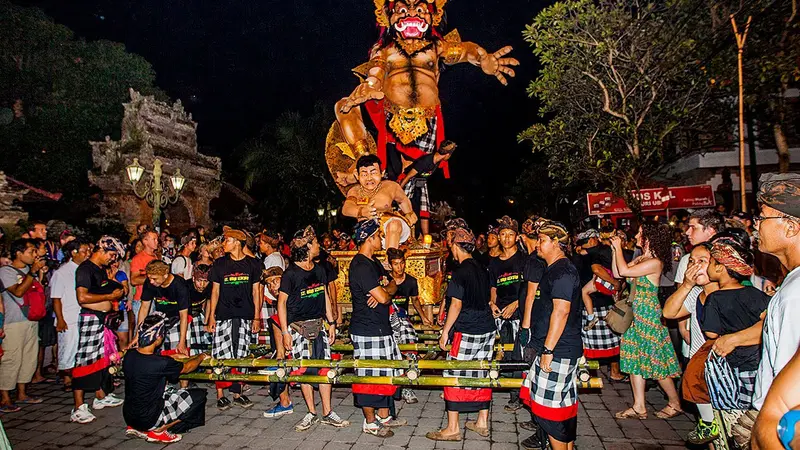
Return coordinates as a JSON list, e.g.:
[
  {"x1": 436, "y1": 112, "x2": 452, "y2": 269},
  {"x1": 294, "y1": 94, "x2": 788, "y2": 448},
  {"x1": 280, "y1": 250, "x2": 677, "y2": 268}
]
[
  {"x1": 731, "y1": 14, "x2": 752, "y2": 212},
  {"x1": 187, "y1": 357, "x2": 600, "y2": 371}
]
